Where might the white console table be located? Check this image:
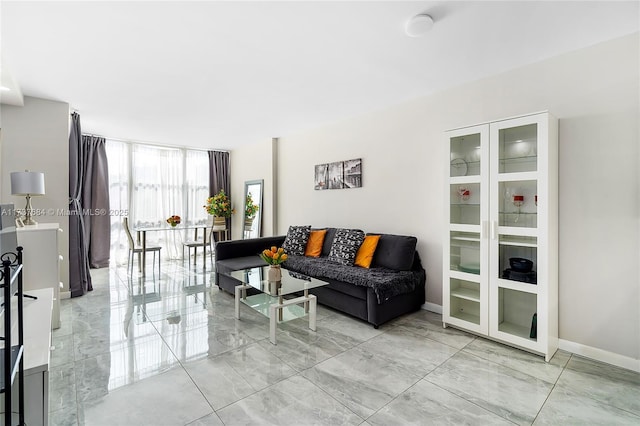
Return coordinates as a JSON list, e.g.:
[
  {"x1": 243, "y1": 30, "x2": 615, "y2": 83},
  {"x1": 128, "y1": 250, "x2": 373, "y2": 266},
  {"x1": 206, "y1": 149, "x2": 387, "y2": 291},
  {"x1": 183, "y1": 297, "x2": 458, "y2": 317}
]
[
  {"x1": 0, "y1": 288, "x2": 52, "y2": 426},
  {"x1": 17, "y1": 223, "x2": 62, "y2": 329}
]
